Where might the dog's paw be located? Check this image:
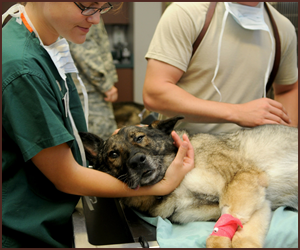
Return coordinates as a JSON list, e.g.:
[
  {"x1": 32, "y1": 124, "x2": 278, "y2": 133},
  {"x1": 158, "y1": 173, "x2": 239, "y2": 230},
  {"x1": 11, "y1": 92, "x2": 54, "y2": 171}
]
[{"x1": 206, "y1": 235, "x2": 232, "y2": 248}]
